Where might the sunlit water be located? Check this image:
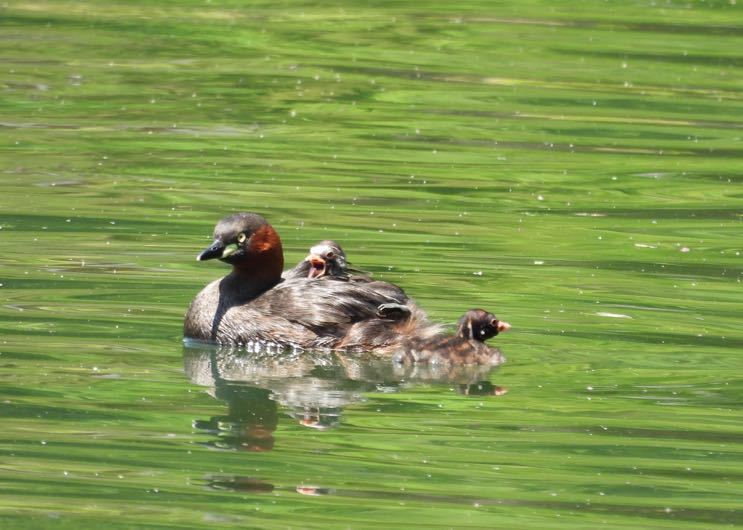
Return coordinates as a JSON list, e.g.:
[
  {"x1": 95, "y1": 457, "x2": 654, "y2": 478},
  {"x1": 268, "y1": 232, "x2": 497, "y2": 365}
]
[{"x1": 1, "y1": 2, "x2": 741, "y2": 528}]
